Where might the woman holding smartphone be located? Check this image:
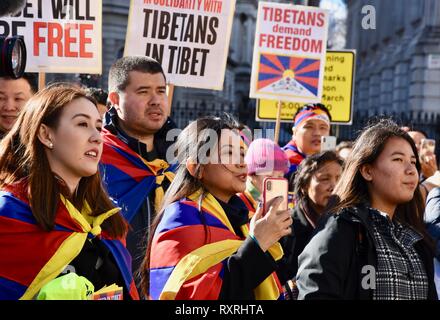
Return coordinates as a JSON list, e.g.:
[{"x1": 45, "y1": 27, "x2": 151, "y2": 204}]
[
  {"x1": 141, "y1": 116, "x2": 292, "y2": 300},
  {"x1": 296, "y1": 120, "x2": 437, "y2": 300}
]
